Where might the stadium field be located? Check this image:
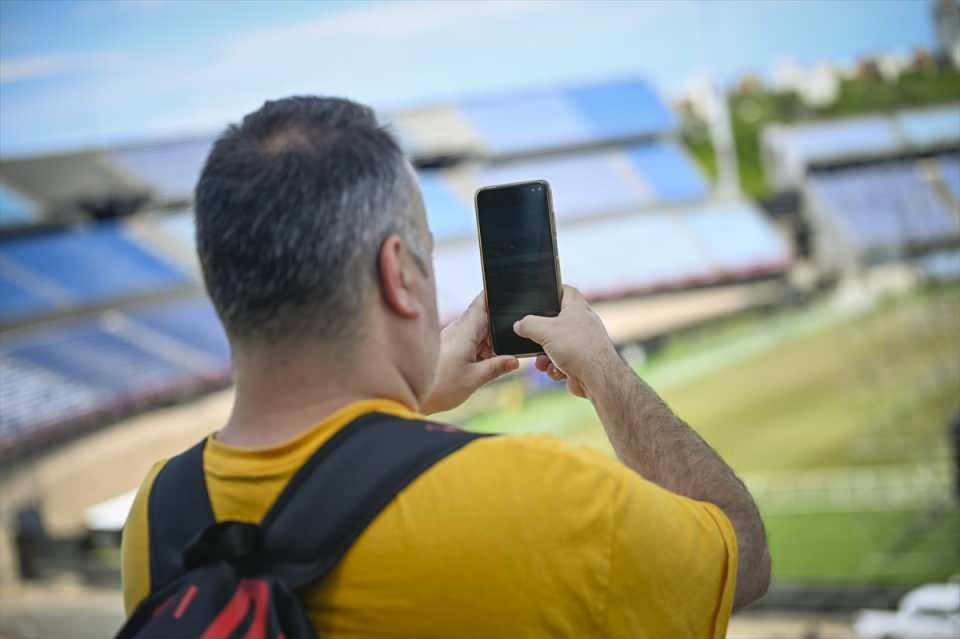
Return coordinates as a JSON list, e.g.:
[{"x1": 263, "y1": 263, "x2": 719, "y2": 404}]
[{"x1": 459, "y1": 283, "x2": 960, "y2": 584}]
